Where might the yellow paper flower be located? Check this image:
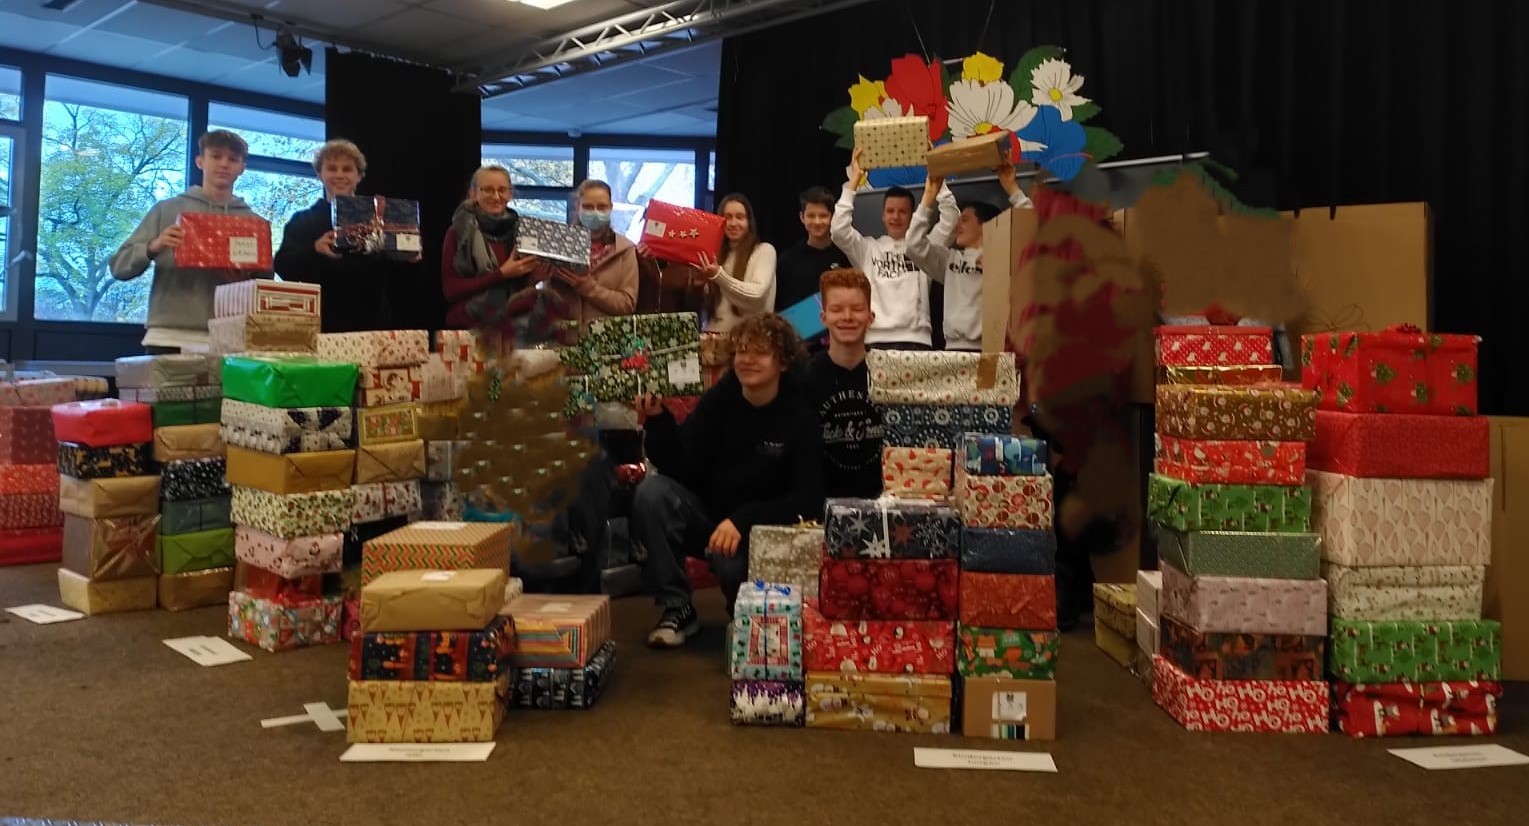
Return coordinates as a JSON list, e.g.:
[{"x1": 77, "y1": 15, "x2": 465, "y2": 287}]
[
  {"x1": 849, "y1": 76, "x2": 889, "y2": 115},
  {"x1": 962, "y1": 52, "x2": 1004, "y2": 84}
]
